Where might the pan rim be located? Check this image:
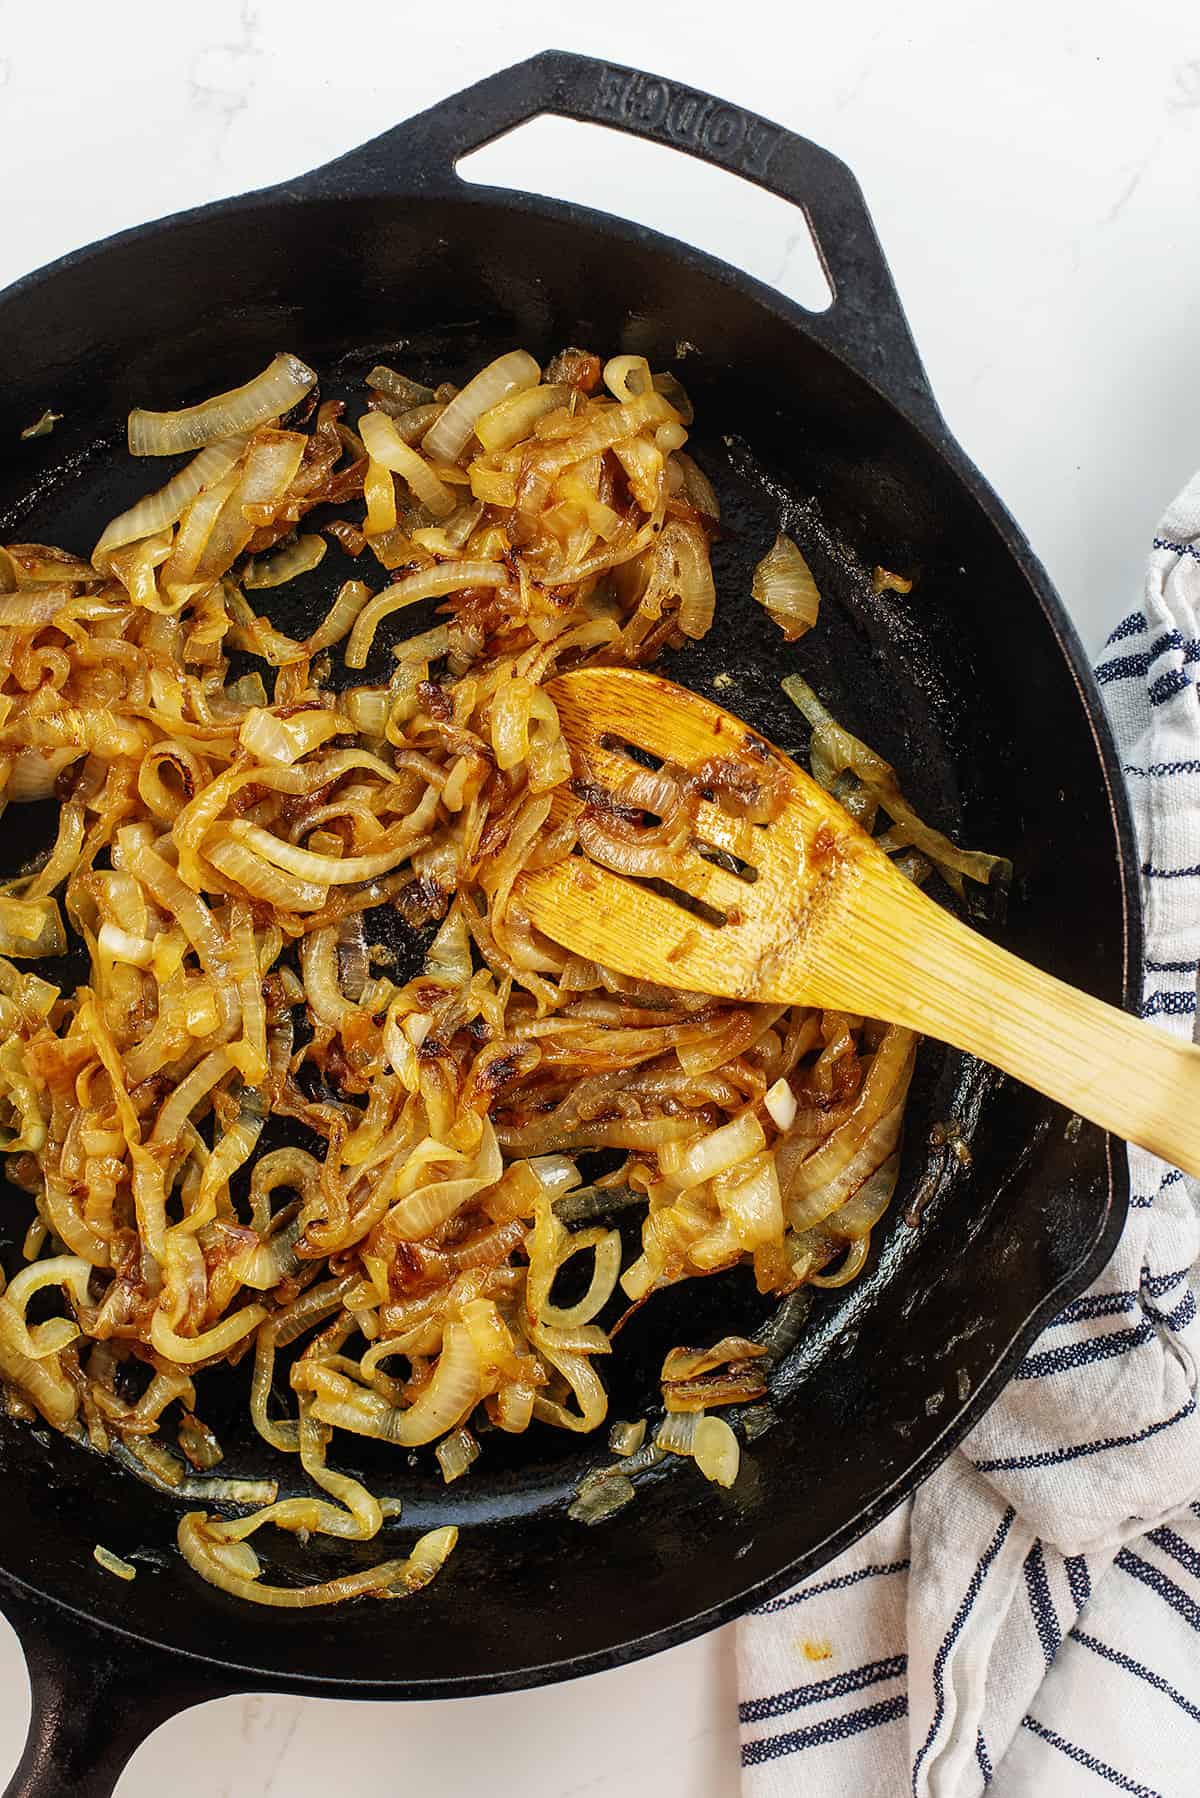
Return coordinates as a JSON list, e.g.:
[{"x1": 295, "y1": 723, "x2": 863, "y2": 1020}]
[{"x1": 0, "y1": 167, "x2": 1141, "y2": 1695}]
